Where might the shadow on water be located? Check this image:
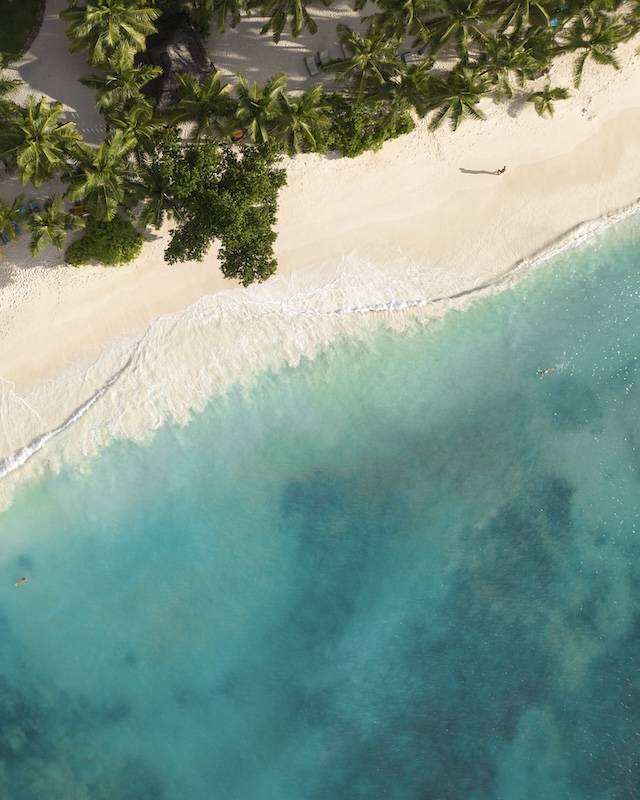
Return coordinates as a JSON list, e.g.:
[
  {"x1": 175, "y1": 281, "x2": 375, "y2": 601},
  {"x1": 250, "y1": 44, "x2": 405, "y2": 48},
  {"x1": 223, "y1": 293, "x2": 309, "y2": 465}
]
[{"x1": 0, "y1": 674, "x2": 163, "y2": 798}]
